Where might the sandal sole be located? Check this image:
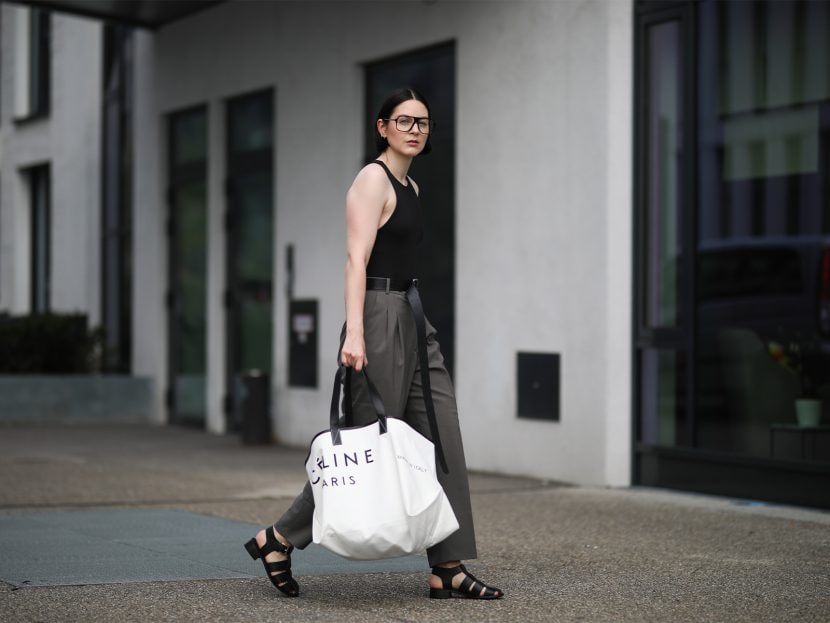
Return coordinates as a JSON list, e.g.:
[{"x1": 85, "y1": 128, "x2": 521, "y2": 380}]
[{"x1": 429, "y1": 588, "x2": 502, "y2": 600}]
